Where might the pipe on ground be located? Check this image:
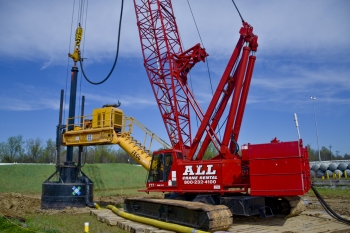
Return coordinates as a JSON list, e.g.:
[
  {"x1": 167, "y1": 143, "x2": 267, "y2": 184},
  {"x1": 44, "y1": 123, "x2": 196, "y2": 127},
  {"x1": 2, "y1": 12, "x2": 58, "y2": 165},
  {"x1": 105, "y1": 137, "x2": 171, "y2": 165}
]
[{"x1": 106, "y1": 205, "x2": 209, "y2": 233}]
